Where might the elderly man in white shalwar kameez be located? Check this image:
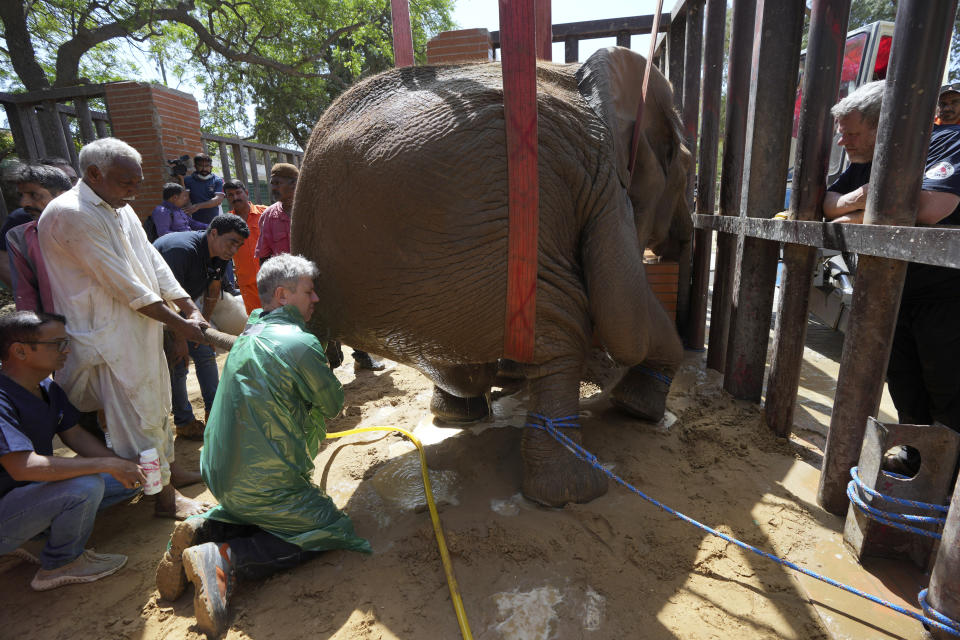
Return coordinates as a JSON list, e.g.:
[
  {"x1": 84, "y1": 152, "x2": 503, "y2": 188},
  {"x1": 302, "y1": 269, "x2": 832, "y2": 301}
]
[{"x1": 38, "y1": 137, "x2": 209, "y2": 519}]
